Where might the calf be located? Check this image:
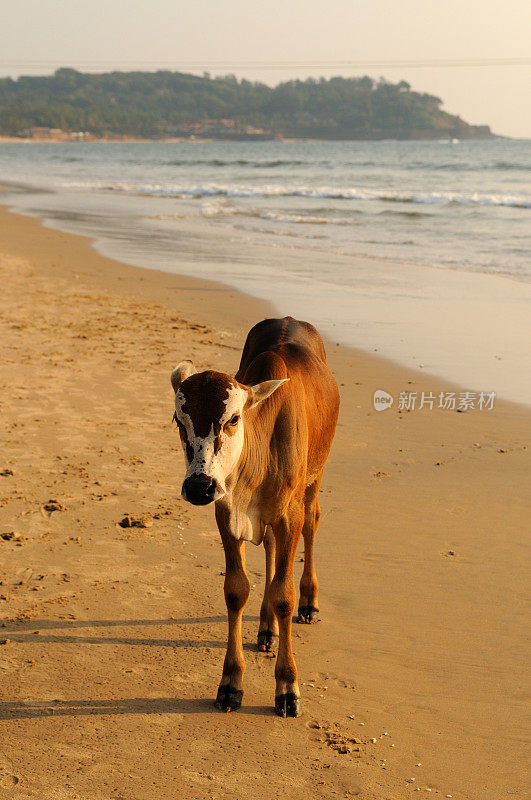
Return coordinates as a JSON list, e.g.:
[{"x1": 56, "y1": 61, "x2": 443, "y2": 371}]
[{"x1": 170, "y1": 316, "x2": 339, "y2": 716}]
